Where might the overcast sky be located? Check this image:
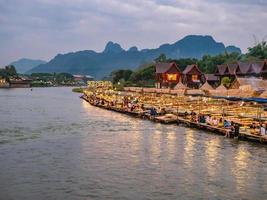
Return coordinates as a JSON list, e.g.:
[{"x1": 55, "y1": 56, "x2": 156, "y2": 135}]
[{"x1": 0, "y1": 0, "x2": 266, "y2": 65}]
